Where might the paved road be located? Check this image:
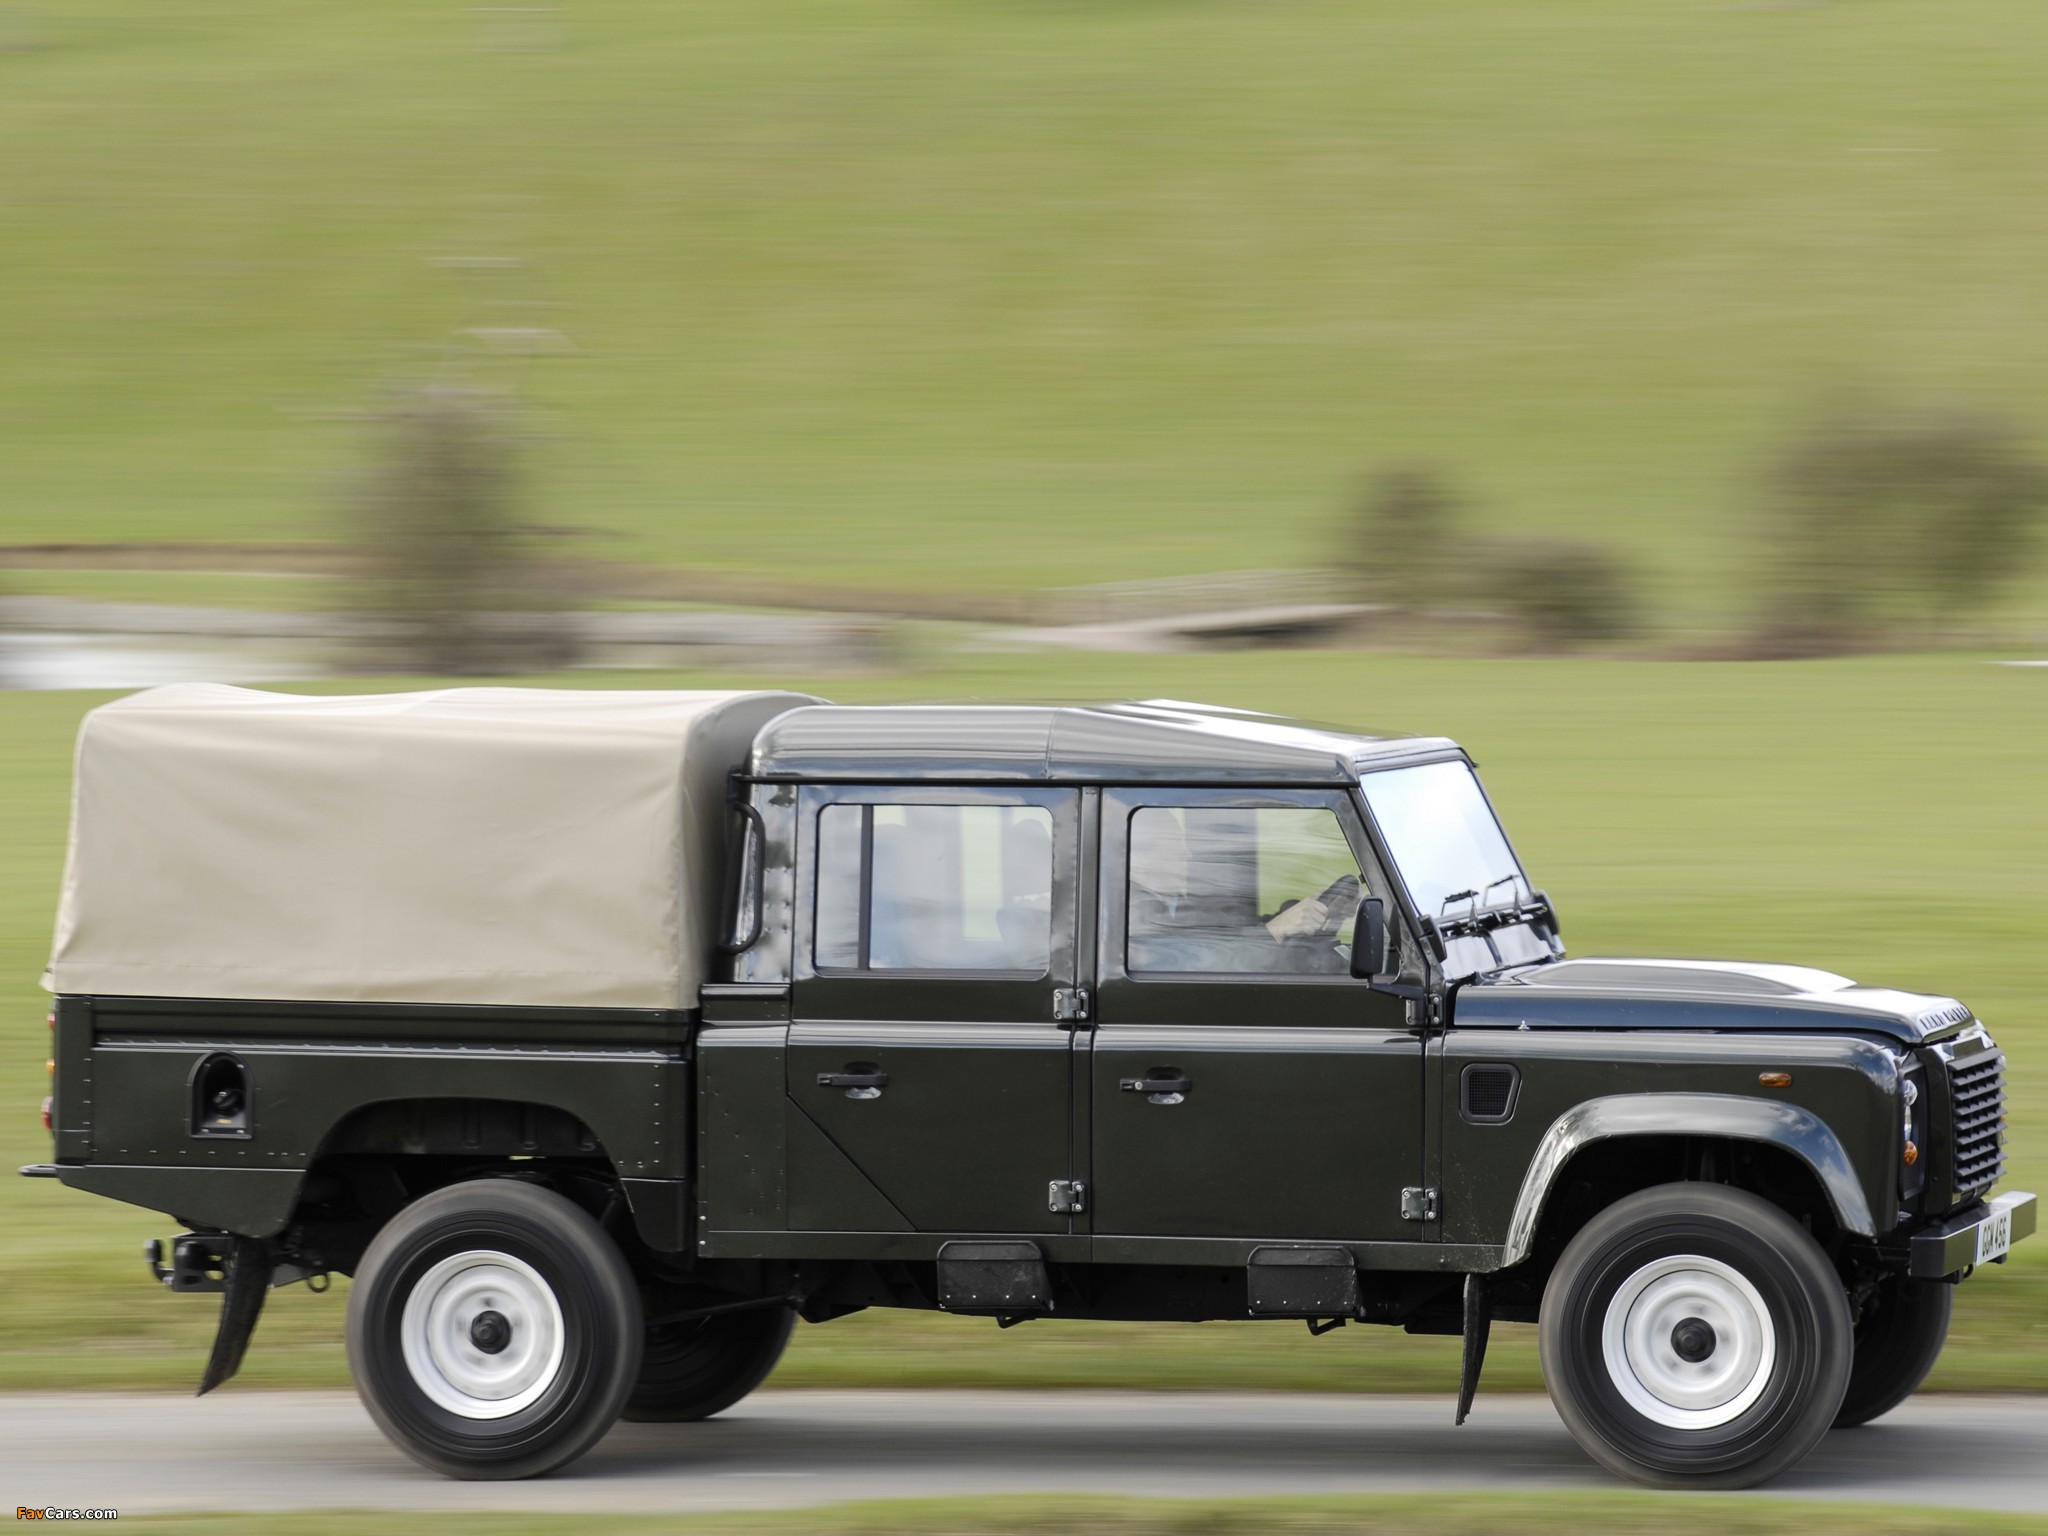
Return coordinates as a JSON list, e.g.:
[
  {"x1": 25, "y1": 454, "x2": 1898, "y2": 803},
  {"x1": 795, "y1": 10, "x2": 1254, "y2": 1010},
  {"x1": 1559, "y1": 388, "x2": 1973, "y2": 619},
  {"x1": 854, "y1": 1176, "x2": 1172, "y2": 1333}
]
[{"x1": 6, "y1": 1390, "x2": 2045, "y2": 1515}]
